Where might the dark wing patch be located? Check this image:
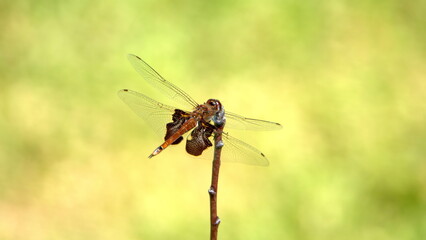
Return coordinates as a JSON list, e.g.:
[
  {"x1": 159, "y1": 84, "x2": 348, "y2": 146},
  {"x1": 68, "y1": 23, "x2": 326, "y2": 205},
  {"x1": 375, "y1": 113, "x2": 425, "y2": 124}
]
[{"x1": 186, "y1": 123, "x2": 214, "y2": 156}]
